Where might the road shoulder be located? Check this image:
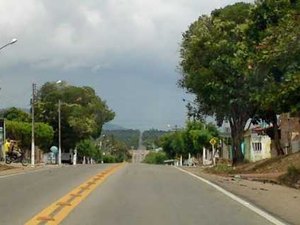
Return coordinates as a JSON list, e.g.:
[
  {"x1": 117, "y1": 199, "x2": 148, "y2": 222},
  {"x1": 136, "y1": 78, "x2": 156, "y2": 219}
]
[
  {"x1": 181, "y1": 166, "x2": 300, "y2": 225},
  {"x1": 0, "y1": 163, "x2": 61, "y2": 178}
]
